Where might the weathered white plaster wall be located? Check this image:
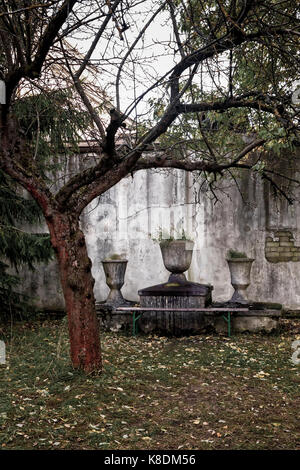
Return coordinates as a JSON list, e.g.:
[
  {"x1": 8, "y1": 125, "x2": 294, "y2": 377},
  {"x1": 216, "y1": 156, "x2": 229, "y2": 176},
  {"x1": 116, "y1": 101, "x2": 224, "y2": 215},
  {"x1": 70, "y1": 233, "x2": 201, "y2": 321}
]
[{"x1": 20, "y1": 163, "x2": 300, "y2": 311}]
